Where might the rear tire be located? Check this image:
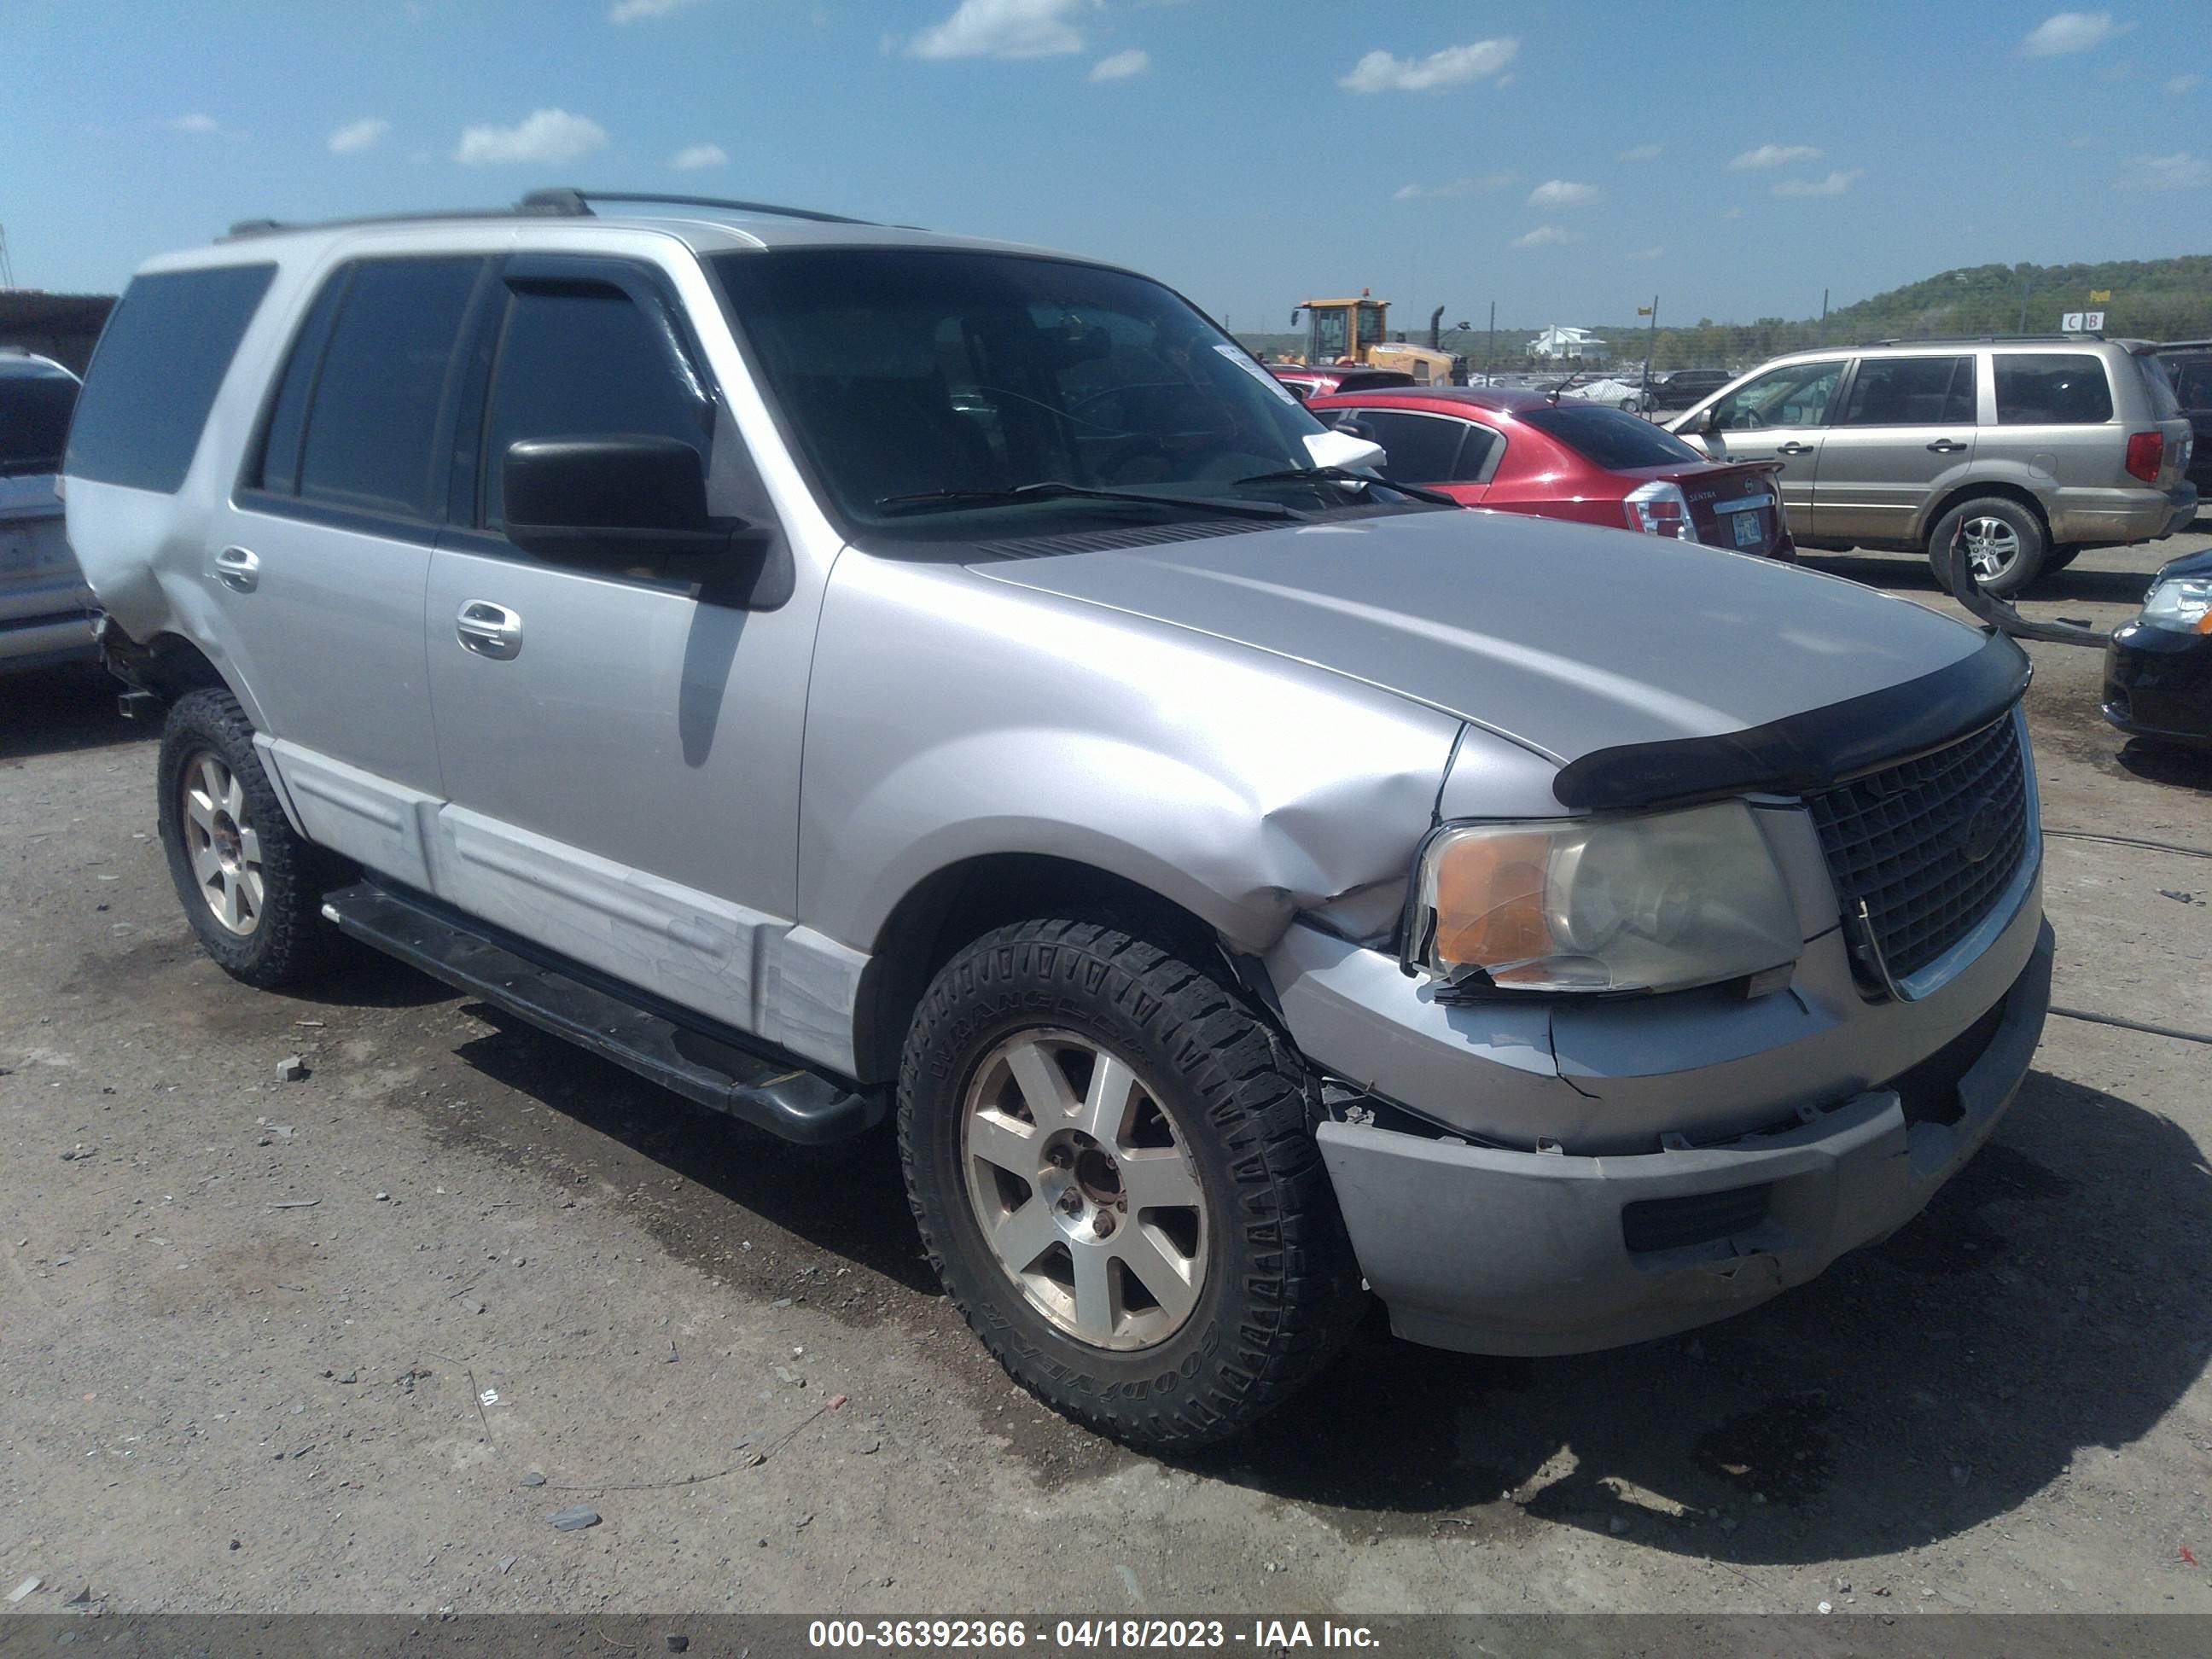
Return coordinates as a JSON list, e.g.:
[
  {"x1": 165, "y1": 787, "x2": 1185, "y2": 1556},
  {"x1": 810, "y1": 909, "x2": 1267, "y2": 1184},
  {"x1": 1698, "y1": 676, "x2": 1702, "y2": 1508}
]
[
  {"x1": 899, "y1": 918, "x2": 1365, "y2": 1451},
  {"x1": 2046, "y1": 544, "x2": 2083, "y2": 572},
  {"x1": 1928, "y1": 496, "x2": 2046, "y2": 597},
  {"x1": 157, "y1": 689, "x2": 351, "y2": 988}
]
